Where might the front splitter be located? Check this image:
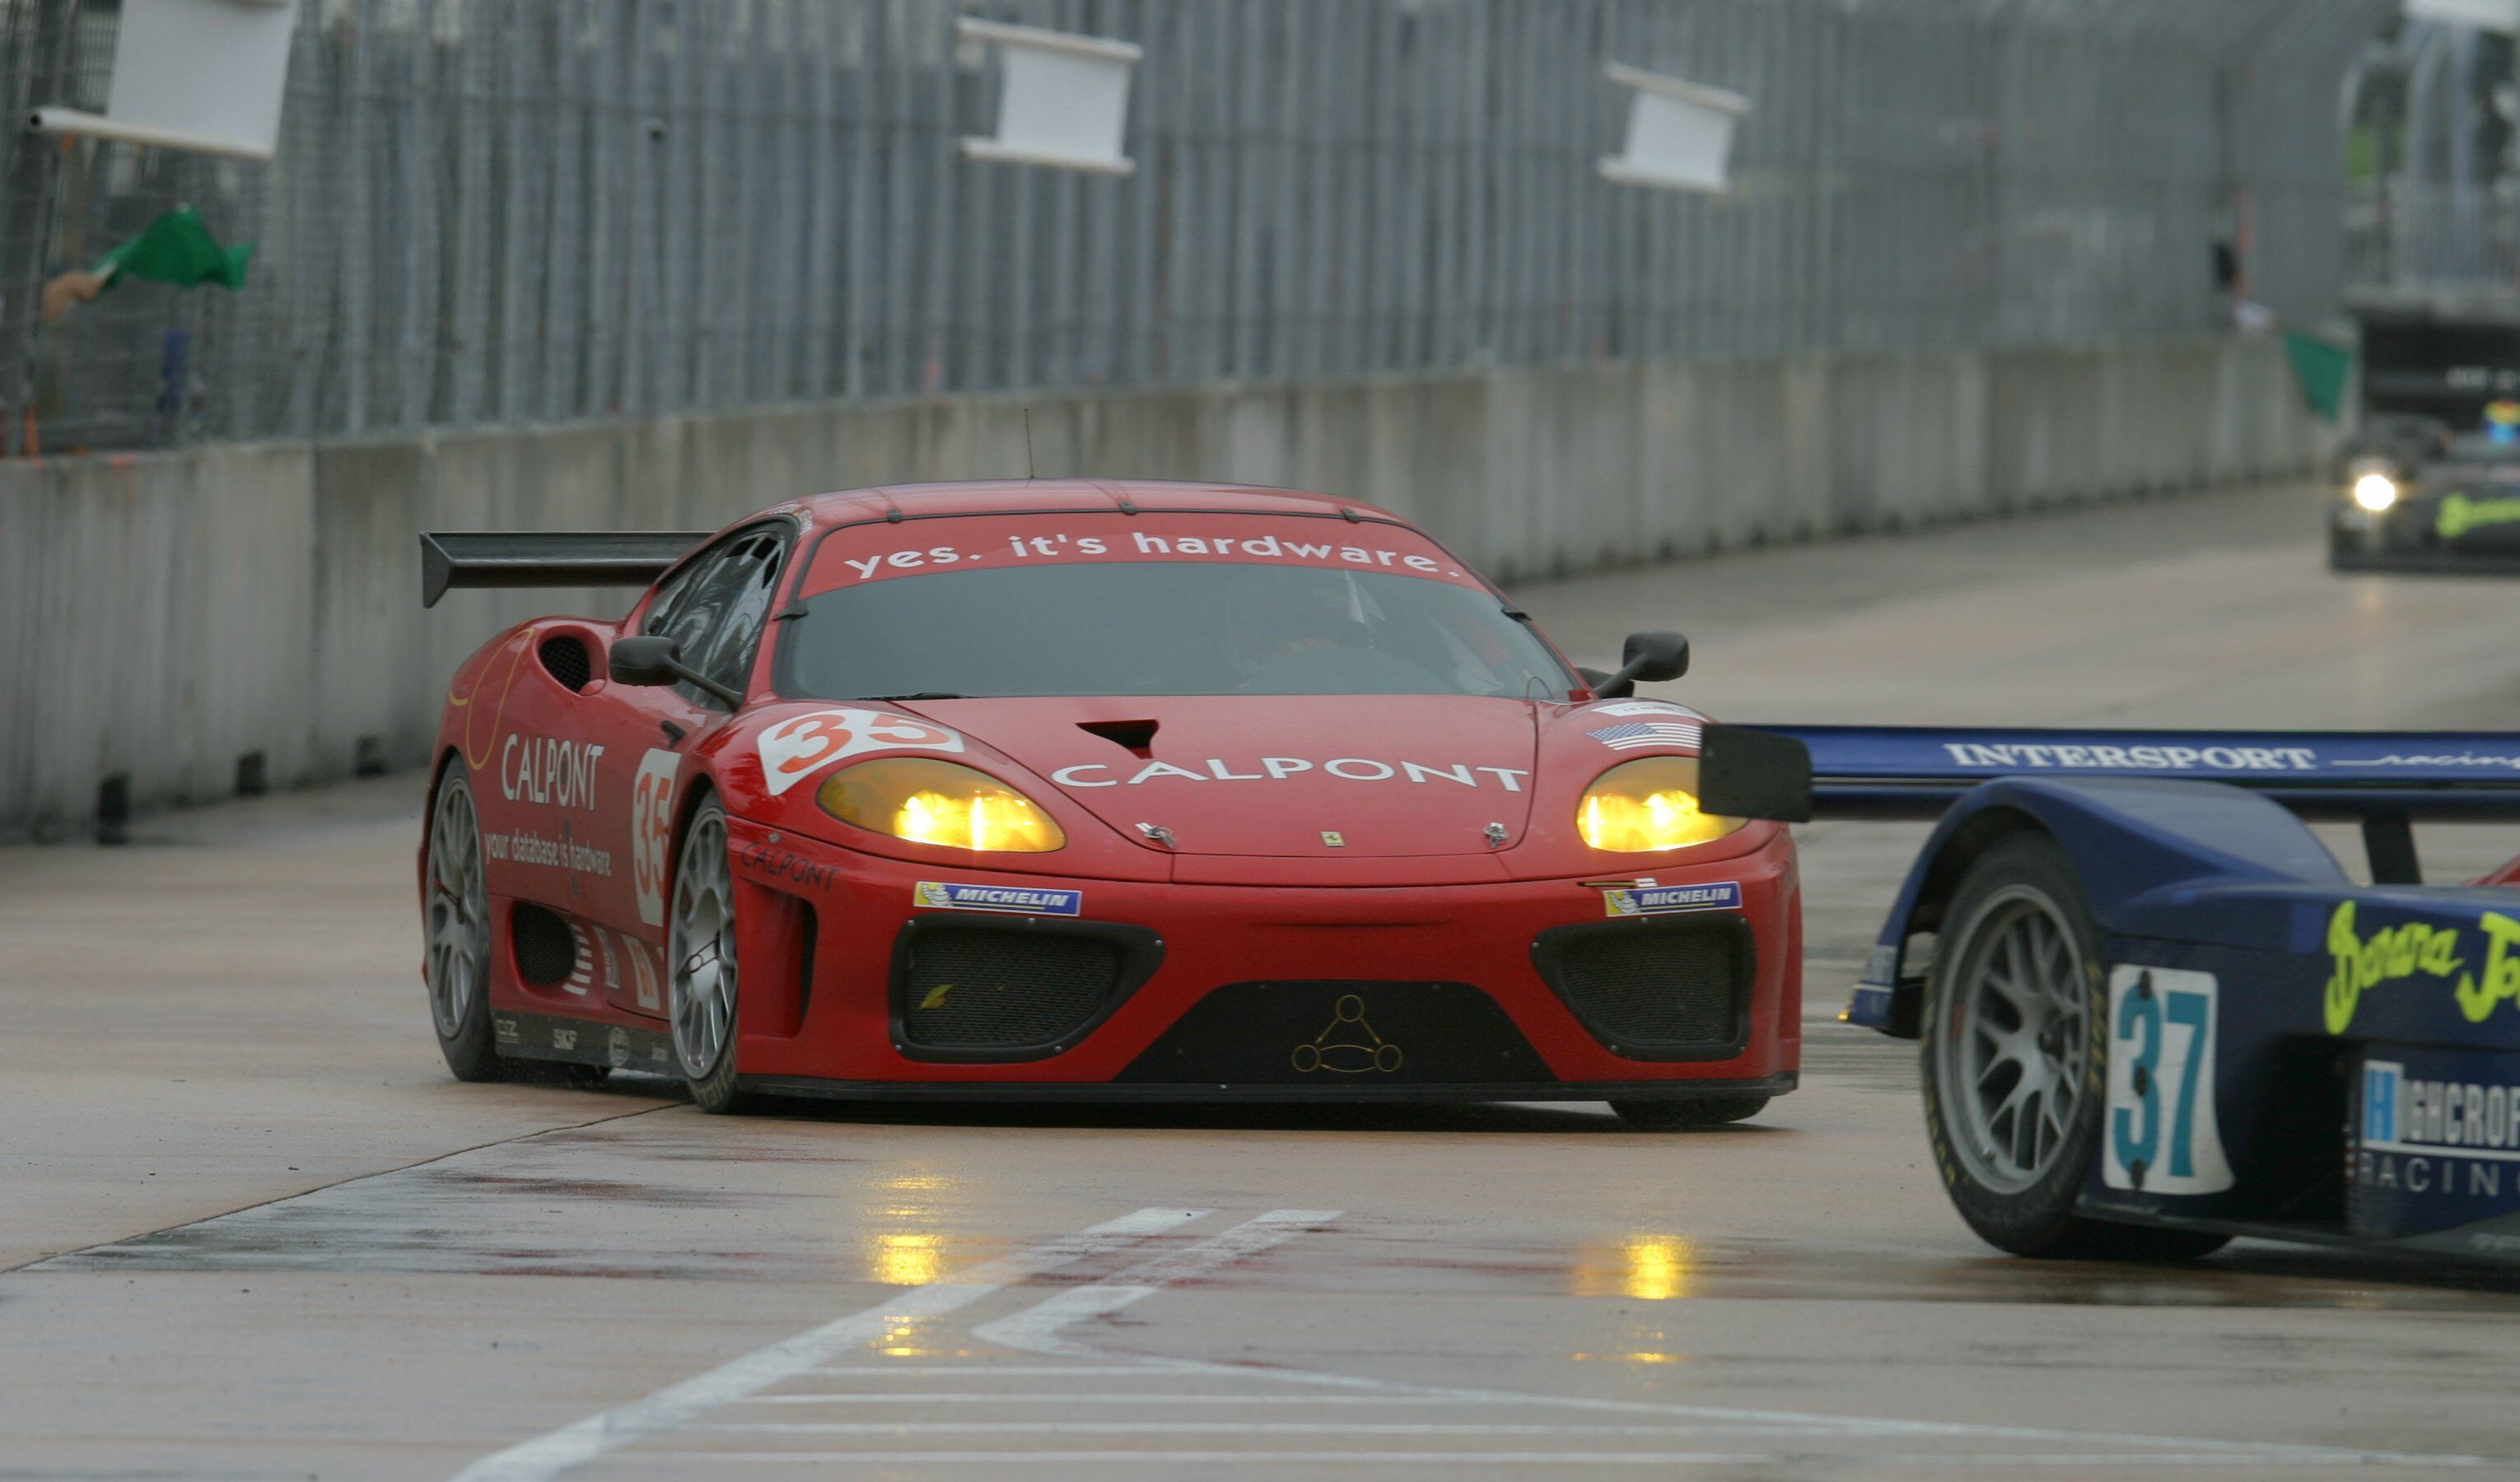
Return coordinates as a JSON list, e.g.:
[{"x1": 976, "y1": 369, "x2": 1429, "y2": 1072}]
[{"x1": 735, "y1": 1071, "x2": 1797, "y2": 1104}]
